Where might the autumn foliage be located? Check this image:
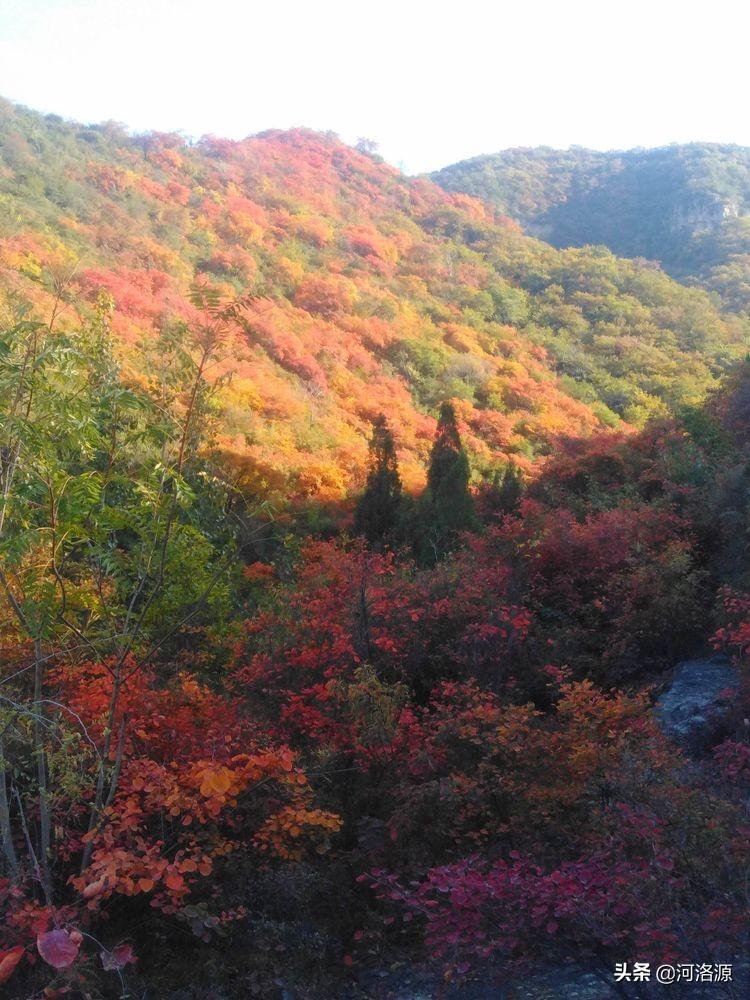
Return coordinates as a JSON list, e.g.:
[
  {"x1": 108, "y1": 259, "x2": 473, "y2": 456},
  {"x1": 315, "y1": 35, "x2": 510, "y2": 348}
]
[
  {"x1": 1, "y1": 100, "x2": 750, "y2": 997},
  {"x1": 1, "y1": 100, "x2": 748, "y2": 508}
]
